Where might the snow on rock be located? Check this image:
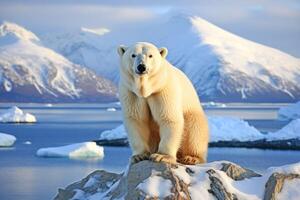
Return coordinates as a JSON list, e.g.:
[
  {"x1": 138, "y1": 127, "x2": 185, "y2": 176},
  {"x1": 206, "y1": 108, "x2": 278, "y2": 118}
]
[
  {"x1": 0, "y1": 22, "x2": 117, "y2": 103},
  {"x1": 99, "y1": 116, "x2": 264, "y2": 142},
  {"x1": 43, "y1": 13, "x2": 300, "y2": 102},
  {"x1": 268, "y1": 161, "x2": 300, "y2": 175},
  {"x1": 278, "y1": 101, "x2": 300, "y2": 120},
  {"x1": 137, "y1": 173, "x2": 172, "y2": 198},
  {"x1": 54, "y1": 160, "x2": 300, "y2": 200},
  {"x1": 266, "y1": 119, "x2": 300, "y2": 141},
  {"x1": 0, "y1": 132, "x2": 16, "y2": 147},
  {"x1": 0, "y1": 106, "x2": 36, "y2": 123},
  {"x1": 36, "y1": 142, "x2": 104, "y2": 159},
  {"x1": 276, "y1": 178, "x2": 300, "y2": 200}
]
